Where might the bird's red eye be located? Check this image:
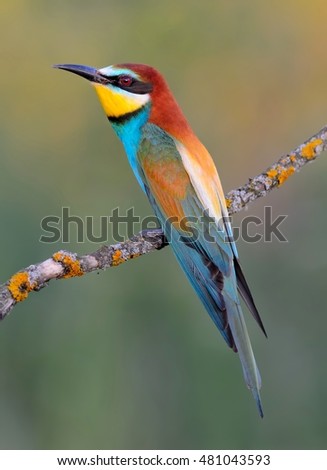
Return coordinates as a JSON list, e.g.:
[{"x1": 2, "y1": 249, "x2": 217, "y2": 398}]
[{"x1": 118, "y1": 75, "x2": 133, "y2": 87}]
